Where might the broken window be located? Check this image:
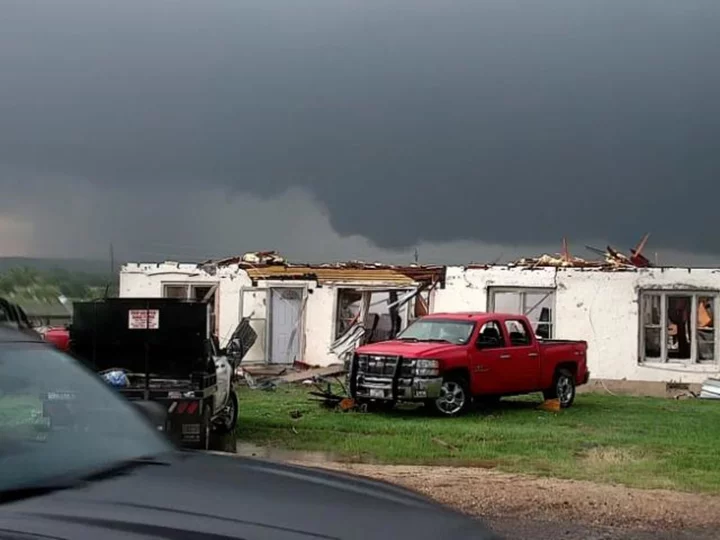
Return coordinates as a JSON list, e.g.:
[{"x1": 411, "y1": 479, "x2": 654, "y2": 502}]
[
  {"x1": 335, "y1": 289, "x2": 363, "y2": 340},
  {"x1": 334, "y1": 288, "x2": 414, "y2": 343},
  {"x1": 191, "y1": 285, "x2": 213, "y2": 301},
  {"x1": 162, "y1": 283, "x2": 219, "y2": 338},
  {"x1": 640, "y1": 291, "x2": 717, "y2": 364},
  {"x1": 162, "y1": 283, "x2": 216, "y2": 301},
  {"x1": 163, "y1": 285, "x2": 188, "y2": 298},
  {"x1": 489, "y1": 288, "x2": 555, "y2": 338}
]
